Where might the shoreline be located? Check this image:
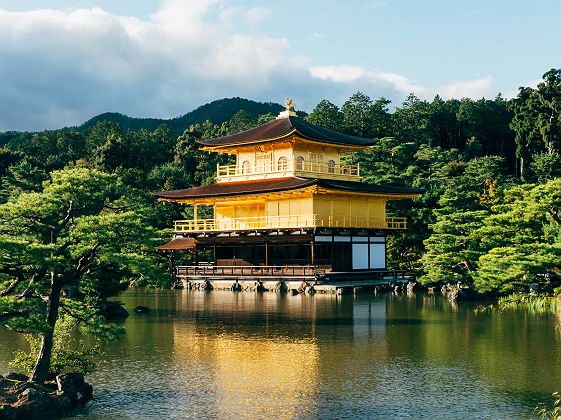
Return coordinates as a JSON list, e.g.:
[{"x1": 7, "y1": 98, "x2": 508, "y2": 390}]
[{"x1": 0, "y1": 372, "x2": 92, "y2": 419}]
